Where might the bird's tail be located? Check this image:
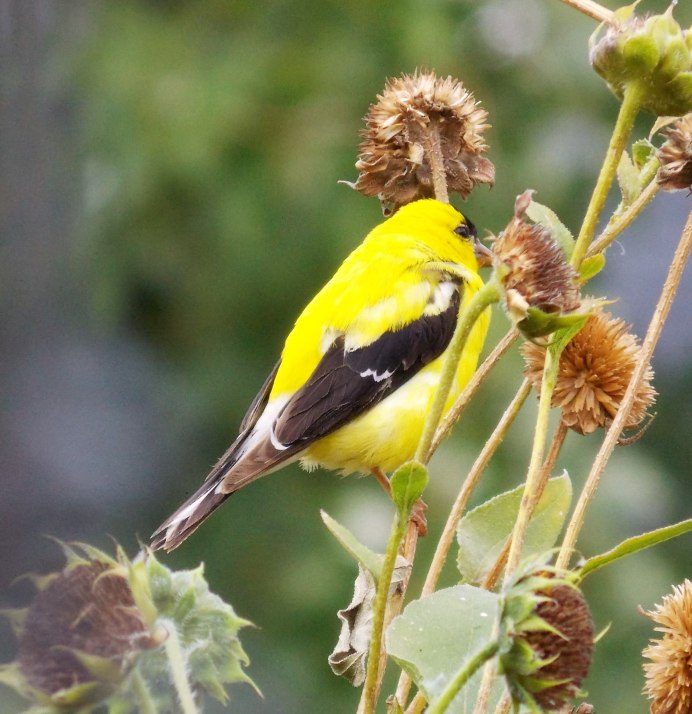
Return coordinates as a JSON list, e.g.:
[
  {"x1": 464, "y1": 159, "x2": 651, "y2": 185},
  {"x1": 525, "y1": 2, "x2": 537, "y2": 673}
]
[
  {"x1": 151, "y1": 427, "x2": 300, "y2": 551},
  {"x1": 150, "y1": 476, "x2": 230, "y2": 552}
]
